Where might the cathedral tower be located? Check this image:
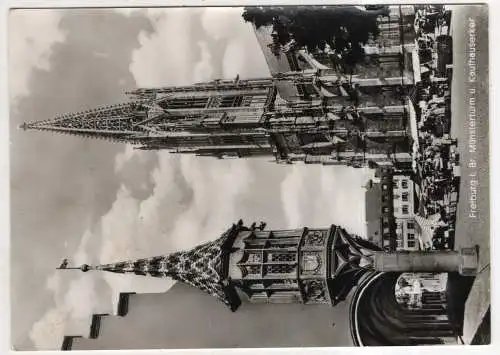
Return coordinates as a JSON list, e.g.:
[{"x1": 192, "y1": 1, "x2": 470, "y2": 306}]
[
  {"x1": 59, "y1": 220, "x2": 381, "y2": 310},
  {"x1": 21, "y1": 70, "x2": 412, "y2": 169}
]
